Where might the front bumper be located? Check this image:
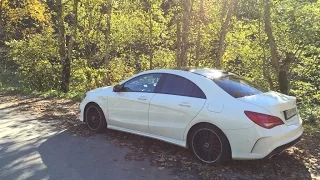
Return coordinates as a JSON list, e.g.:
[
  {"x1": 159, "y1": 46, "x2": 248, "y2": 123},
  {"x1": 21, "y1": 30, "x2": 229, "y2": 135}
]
[{"x1": 79, "y1": 99, "x2": 86, "y2": 122}]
